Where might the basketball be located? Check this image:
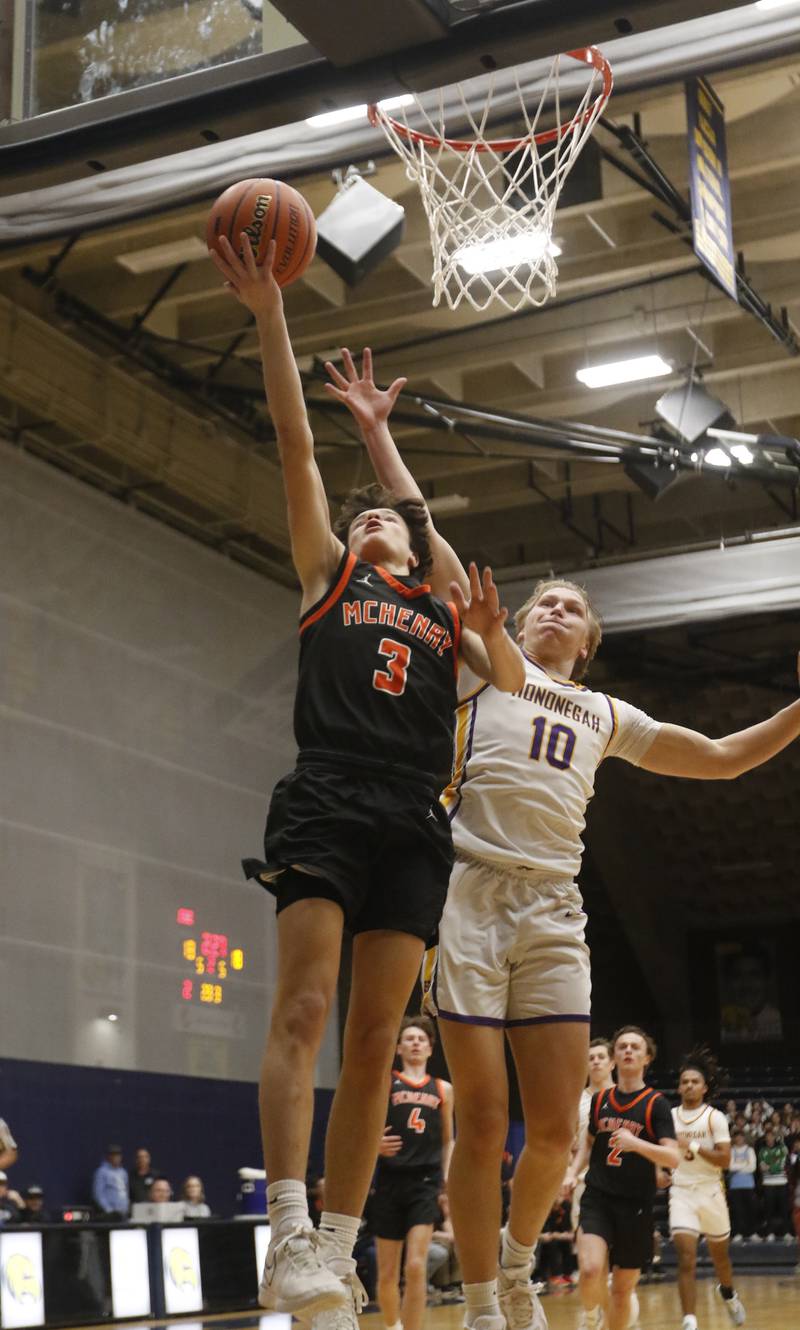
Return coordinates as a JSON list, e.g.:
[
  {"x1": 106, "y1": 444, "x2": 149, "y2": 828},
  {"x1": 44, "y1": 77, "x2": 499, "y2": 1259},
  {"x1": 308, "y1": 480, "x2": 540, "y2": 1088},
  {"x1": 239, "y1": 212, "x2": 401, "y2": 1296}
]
[{"x1": 206, "y1": 177, "x2": 317, "y2": 287}]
